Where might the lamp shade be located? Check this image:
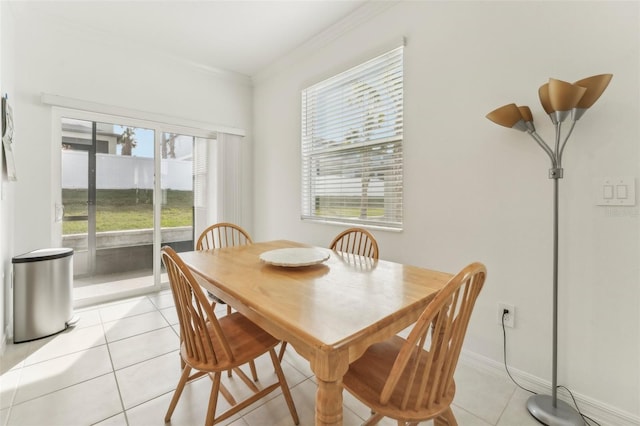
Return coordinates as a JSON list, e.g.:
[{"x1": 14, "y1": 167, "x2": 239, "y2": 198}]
[
  {"x1": 486, "y1": 103, "x2": 527, "y2": 131},
  {"x1": 538, "y1": 83, "x2": 555, "y2": 115},
  {"x1": 574, "y1": 74, "x2": 613, "y2": 109},
  {"x1": 548, "y1": 78, "x2": 587, "y2": 112},
  {"x1": 518, "y1": 106, "x2": 535, "y2": 131},
  {"x1": 517, "y1": 106, "x2": 533, "y2": 122}
]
